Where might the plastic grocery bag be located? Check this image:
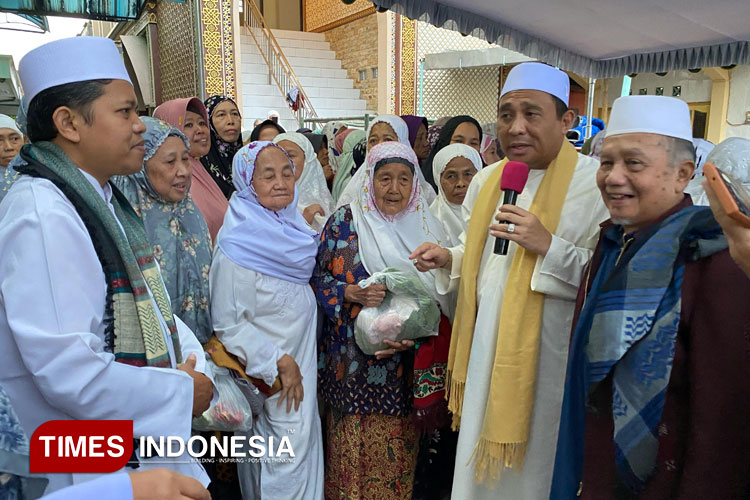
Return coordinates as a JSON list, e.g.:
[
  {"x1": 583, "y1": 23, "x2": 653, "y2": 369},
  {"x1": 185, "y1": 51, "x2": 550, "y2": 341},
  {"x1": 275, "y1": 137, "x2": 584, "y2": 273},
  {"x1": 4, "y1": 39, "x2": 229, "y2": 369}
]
[
  {"x1": 192, "y1": 360, "x2": 253, "y2": 432},
  {"x1": 354, "y1": 267, "x2": 440, "y2": 355}
]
